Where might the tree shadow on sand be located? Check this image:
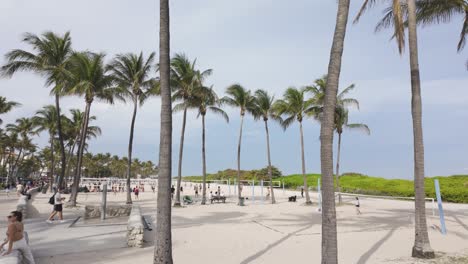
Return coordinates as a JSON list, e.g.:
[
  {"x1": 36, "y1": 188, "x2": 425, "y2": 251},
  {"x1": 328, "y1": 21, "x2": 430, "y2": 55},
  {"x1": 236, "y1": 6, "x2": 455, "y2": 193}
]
[
  {"x1": 356, "y1": 228, "x2": 397, "y2": 264},
  {"x1": 239, "y1": 223, "x2": 315, "y2": 264}
]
